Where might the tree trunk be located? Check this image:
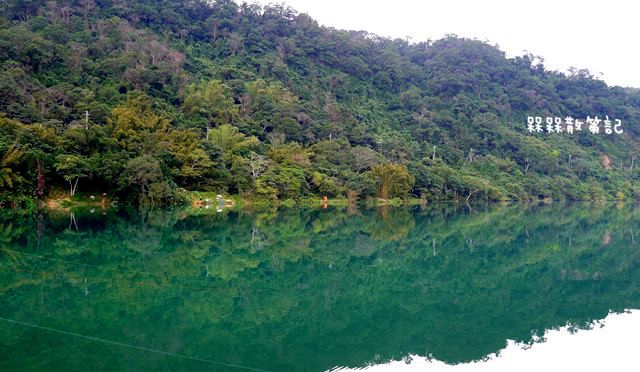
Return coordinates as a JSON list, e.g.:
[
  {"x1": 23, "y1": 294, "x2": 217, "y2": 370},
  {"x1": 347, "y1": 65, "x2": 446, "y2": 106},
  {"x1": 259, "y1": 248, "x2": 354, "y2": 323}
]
[
  {"x1": 69, "y1": 177, "x2": 80, "y2": 196},
  {"x1": 466, "y1": 189, "x2": 478, "y2": 202},
  {"x1": 36, "y1": 159, "x2": 45, "y2": 196}
]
